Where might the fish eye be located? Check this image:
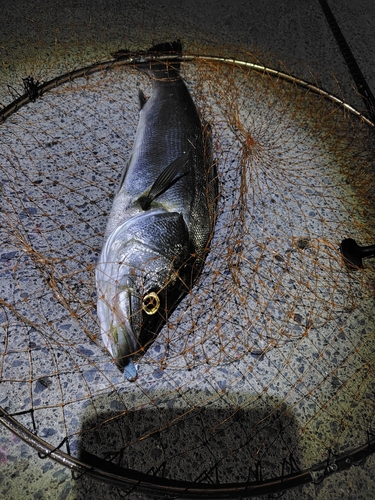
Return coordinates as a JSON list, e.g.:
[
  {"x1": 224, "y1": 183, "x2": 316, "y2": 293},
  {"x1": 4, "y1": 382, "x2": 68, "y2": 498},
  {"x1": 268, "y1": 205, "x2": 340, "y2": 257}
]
[{"x1": 142, "y1": 291, "x2": 160, "y2": 315}]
